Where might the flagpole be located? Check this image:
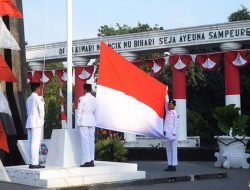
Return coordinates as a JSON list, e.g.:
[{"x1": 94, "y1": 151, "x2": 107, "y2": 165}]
[{"x1": 66, "y1": 0, "x2": 72, "y2": 128}]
